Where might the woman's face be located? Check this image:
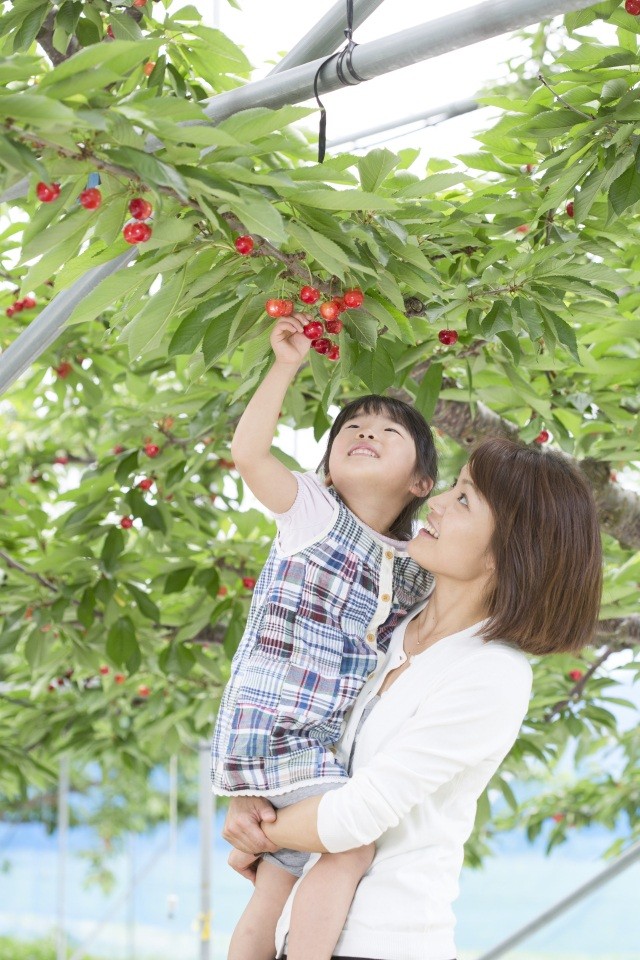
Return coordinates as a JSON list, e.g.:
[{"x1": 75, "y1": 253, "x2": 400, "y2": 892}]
[{"x1": 407, "y1": 463, "x2": 495, "y2": 584}]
